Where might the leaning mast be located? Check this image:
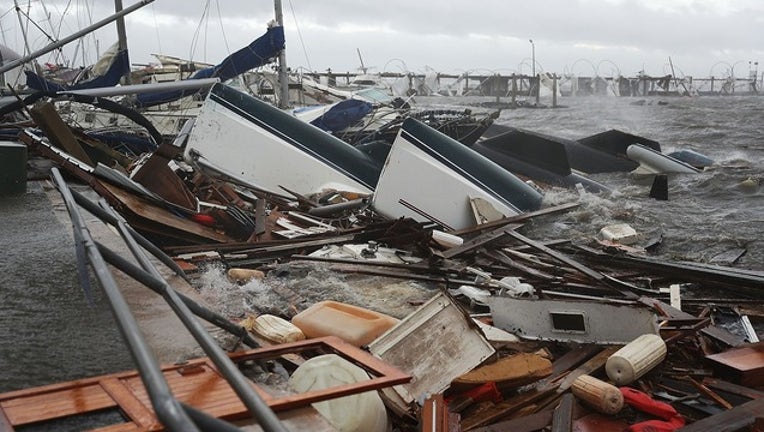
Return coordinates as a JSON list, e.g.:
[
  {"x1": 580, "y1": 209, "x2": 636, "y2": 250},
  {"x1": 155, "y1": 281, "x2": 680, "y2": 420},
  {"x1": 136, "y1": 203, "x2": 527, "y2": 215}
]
[
  {"x1": 114, "y1": 0, "x2": 131, "y2": 83},
  {"x1": 273, "y1": 0, "x2": 289, "y2": 108}
]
